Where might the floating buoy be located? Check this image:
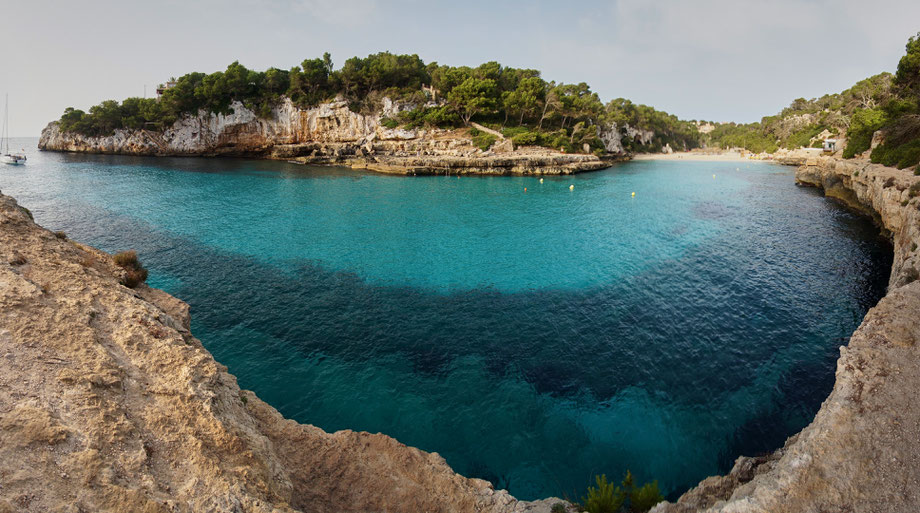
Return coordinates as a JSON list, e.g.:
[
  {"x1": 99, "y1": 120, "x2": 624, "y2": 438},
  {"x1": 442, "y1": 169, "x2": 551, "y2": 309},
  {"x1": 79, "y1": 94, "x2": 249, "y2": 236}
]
[
  {"x1": 524, "y1": 187, "x2": 527, "y2": 192},
  {"x1": 631, "y1": 192, "x2": 636, "y2": 197},
  {"x1": 712, "y1": 174, "x2": 716, "y2": 178},
  {"x1": 569, "y1": 184, "x2": 575, "y2": 190},
  {"x1": 540, "y1": 178, "x2": 544, "y2": 184},
  {"x1": 736, "y1": 167, "x2": 739, "y2": 171}
]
